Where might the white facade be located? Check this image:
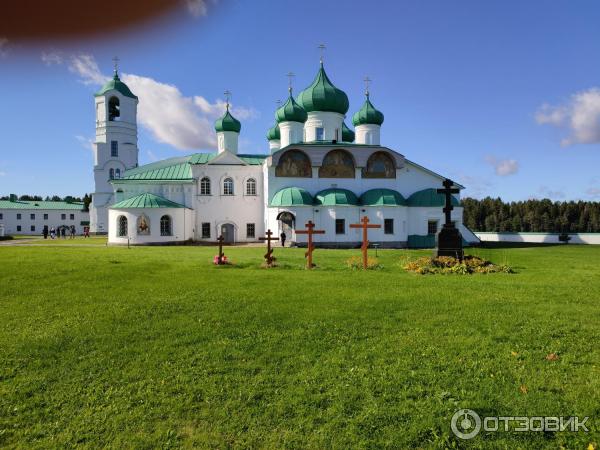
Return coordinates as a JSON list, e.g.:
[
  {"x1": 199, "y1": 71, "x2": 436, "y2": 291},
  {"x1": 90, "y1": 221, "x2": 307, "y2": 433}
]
[
  {"x1": 108, "y1": 207, "x2": 193, "y2": 245},
  {"x1": 475, "y1": 232, "x2": 600, "y2": 245},
  {"x1": 304, "y1": 112, "x2": 344, "y2": 142},
  {"x1": 355, "y1": 124, "x2": 381, "y2": 145},
  {"x1": 0, "y1": 204, "x2": 89, "y2": 235},
  {"x1": 90, "y1": 78, "x2": 139, "y2": 234}
]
